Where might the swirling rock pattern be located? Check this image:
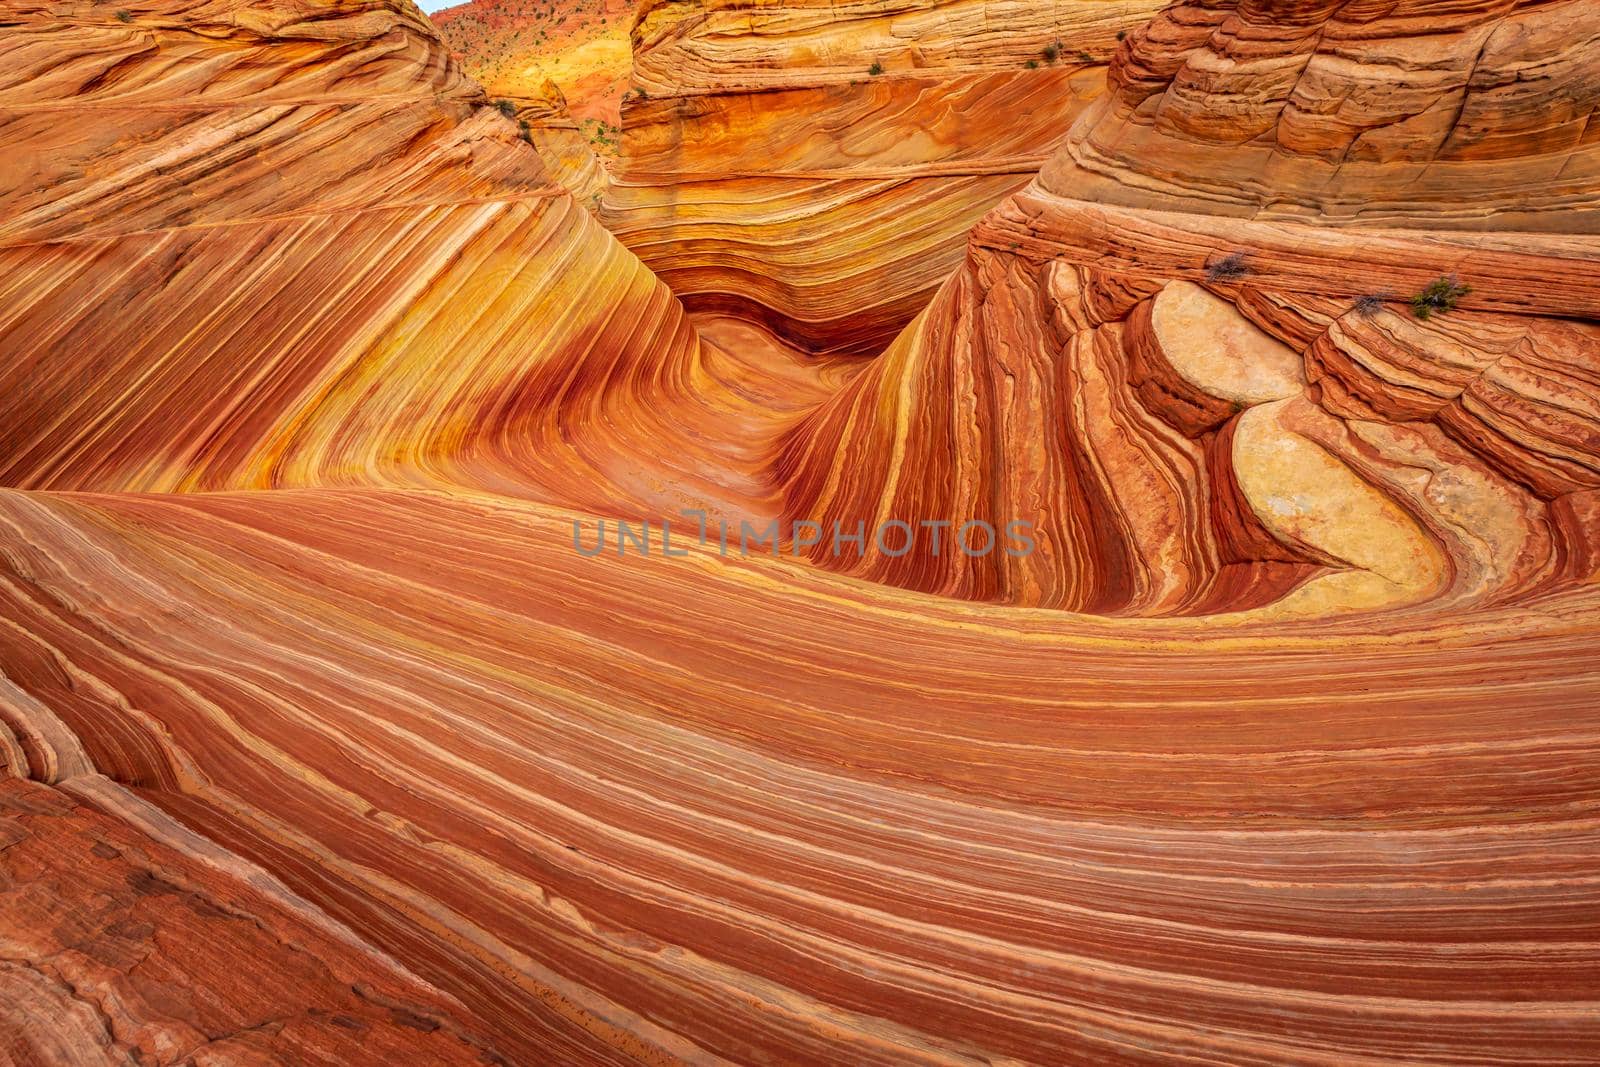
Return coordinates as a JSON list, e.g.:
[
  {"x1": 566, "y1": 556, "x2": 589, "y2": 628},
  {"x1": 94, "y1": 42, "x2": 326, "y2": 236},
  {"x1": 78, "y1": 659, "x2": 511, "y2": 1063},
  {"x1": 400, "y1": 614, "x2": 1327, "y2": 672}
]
[
  {"x1": 2, "y1": 0, "x2": 1600, "y2": 1065},
  {"x1": 778, "y1": 0, "x2": 1600, "y2": 617},
  {"x1": 0, "y1": 0, "x2": 711, "y2": 502},
  {"x1": 2, "y1": 488, "x2": 1599, "y2": 1064},
  {"x1": 604, "y1": 0, "x2": 1164, "y2": 354},
  {"x1": 777, "y1": 237, "x2": 1600, "y2": 615},
  {"x1": 0, "y1": 0, "x2": 605, "y2": 237}
]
